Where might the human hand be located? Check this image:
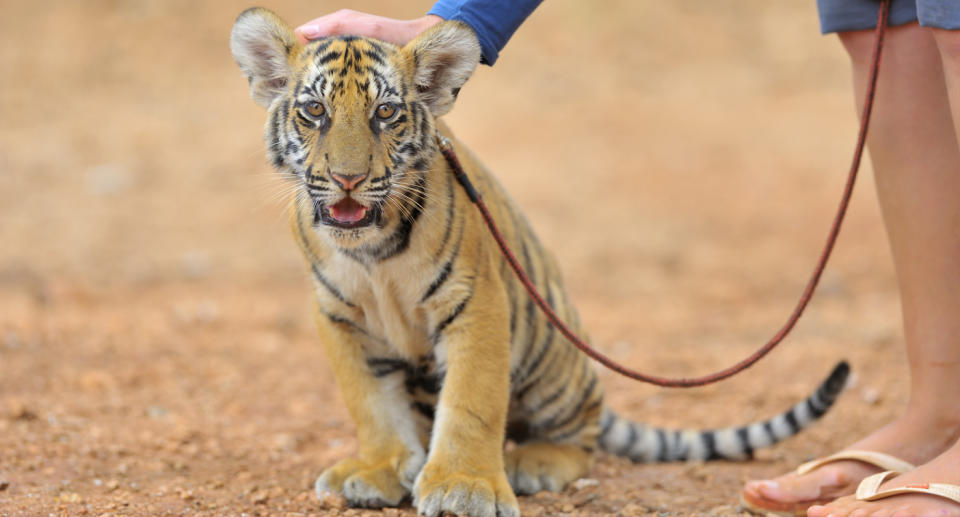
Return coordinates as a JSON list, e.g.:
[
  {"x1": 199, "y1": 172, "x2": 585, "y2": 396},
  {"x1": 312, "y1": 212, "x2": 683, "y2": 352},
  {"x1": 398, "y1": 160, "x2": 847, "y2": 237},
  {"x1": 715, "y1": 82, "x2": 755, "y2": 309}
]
[{"x1": 295, "y1": 9, "x2": 443, "y2": 46}]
